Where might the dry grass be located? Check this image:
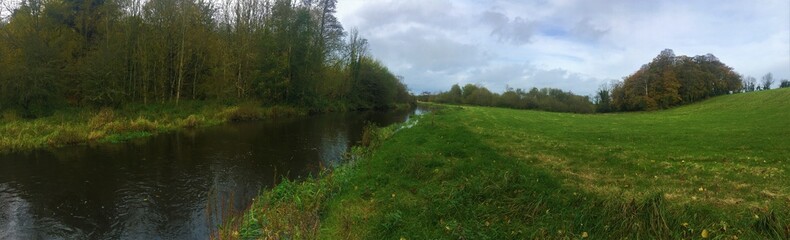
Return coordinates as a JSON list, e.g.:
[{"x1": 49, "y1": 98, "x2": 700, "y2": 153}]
[
  {"x1": 0, "y1": 101, "x2": 309, "y2": 153},
  {"x1": 88, "y1": 107, "x2": 115, "y2": 130}
]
